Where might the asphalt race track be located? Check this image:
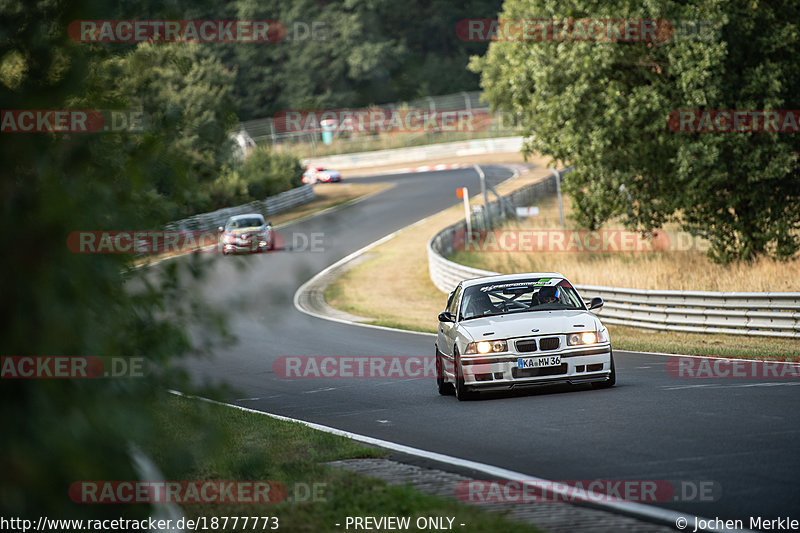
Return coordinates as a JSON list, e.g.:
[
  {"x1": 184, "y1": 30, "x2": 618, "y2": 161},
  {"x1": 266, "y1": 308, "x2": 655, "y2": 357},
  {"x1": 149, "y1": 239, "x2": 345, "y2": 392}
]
[{"x1": 173, "y1": 166, "x2": 800, "y2": 526}]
